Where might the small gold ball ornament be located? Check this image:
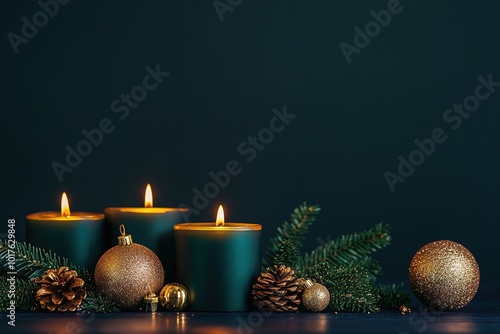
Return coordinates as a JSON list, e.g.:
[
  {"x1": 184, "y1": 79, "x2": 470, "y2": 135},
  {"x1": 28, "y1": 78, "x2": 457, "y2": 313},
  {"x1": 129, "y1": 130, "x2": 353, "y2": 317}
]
[
  {"x1": 409, "y1": 240, "x2": 480, "y2": 311},
  {"x1": 159, "y1": 283, "x2": 189, "y2": 311},
  {"x1": 94, "y1": 225, "x2": 164, "y2": 309},
  {"x1": 301, "y1": 279, "x2": 330, "y2": 312}
]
